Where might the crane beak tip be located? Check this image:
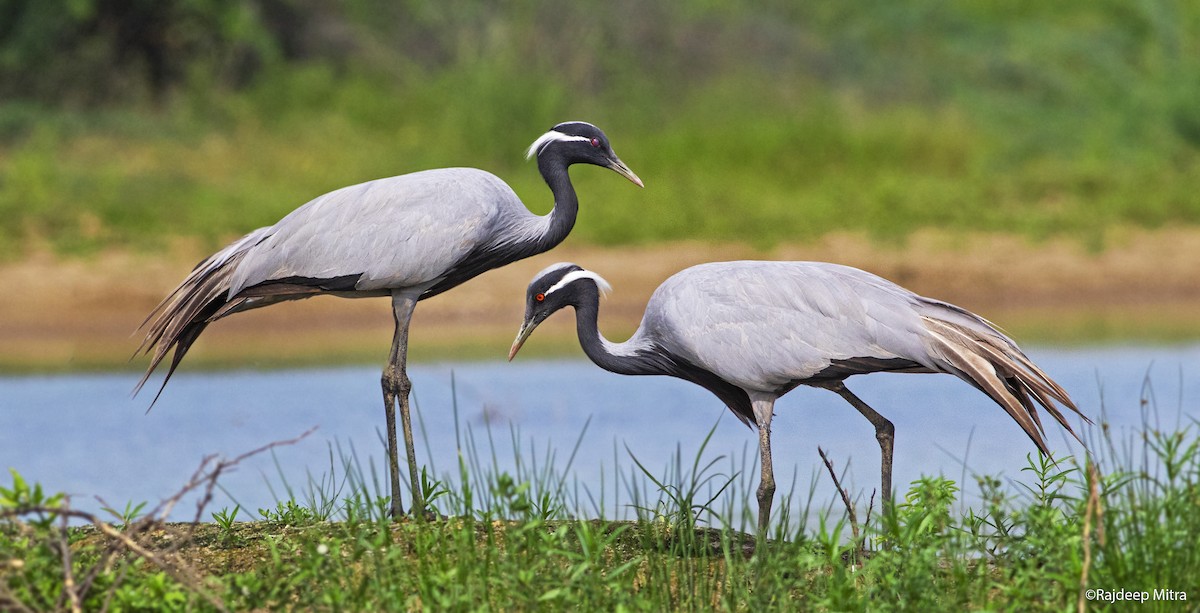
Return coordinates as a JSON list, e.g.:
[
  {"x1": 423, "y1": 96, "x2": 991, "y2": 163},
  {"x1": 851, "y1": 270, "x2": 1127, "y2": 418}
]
[
  {"x1": 607, "y1": 158, "x2": 643, "y2": 188},
  {"x1": 622, "y1": 169, "x2": 644, "y2": 188},
  {"x1": 507, "y1": 336, "x2": 525, "y2": 361},
  {"x1": 508, "y1": 322, "x2": 536, "y2": 361}
]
